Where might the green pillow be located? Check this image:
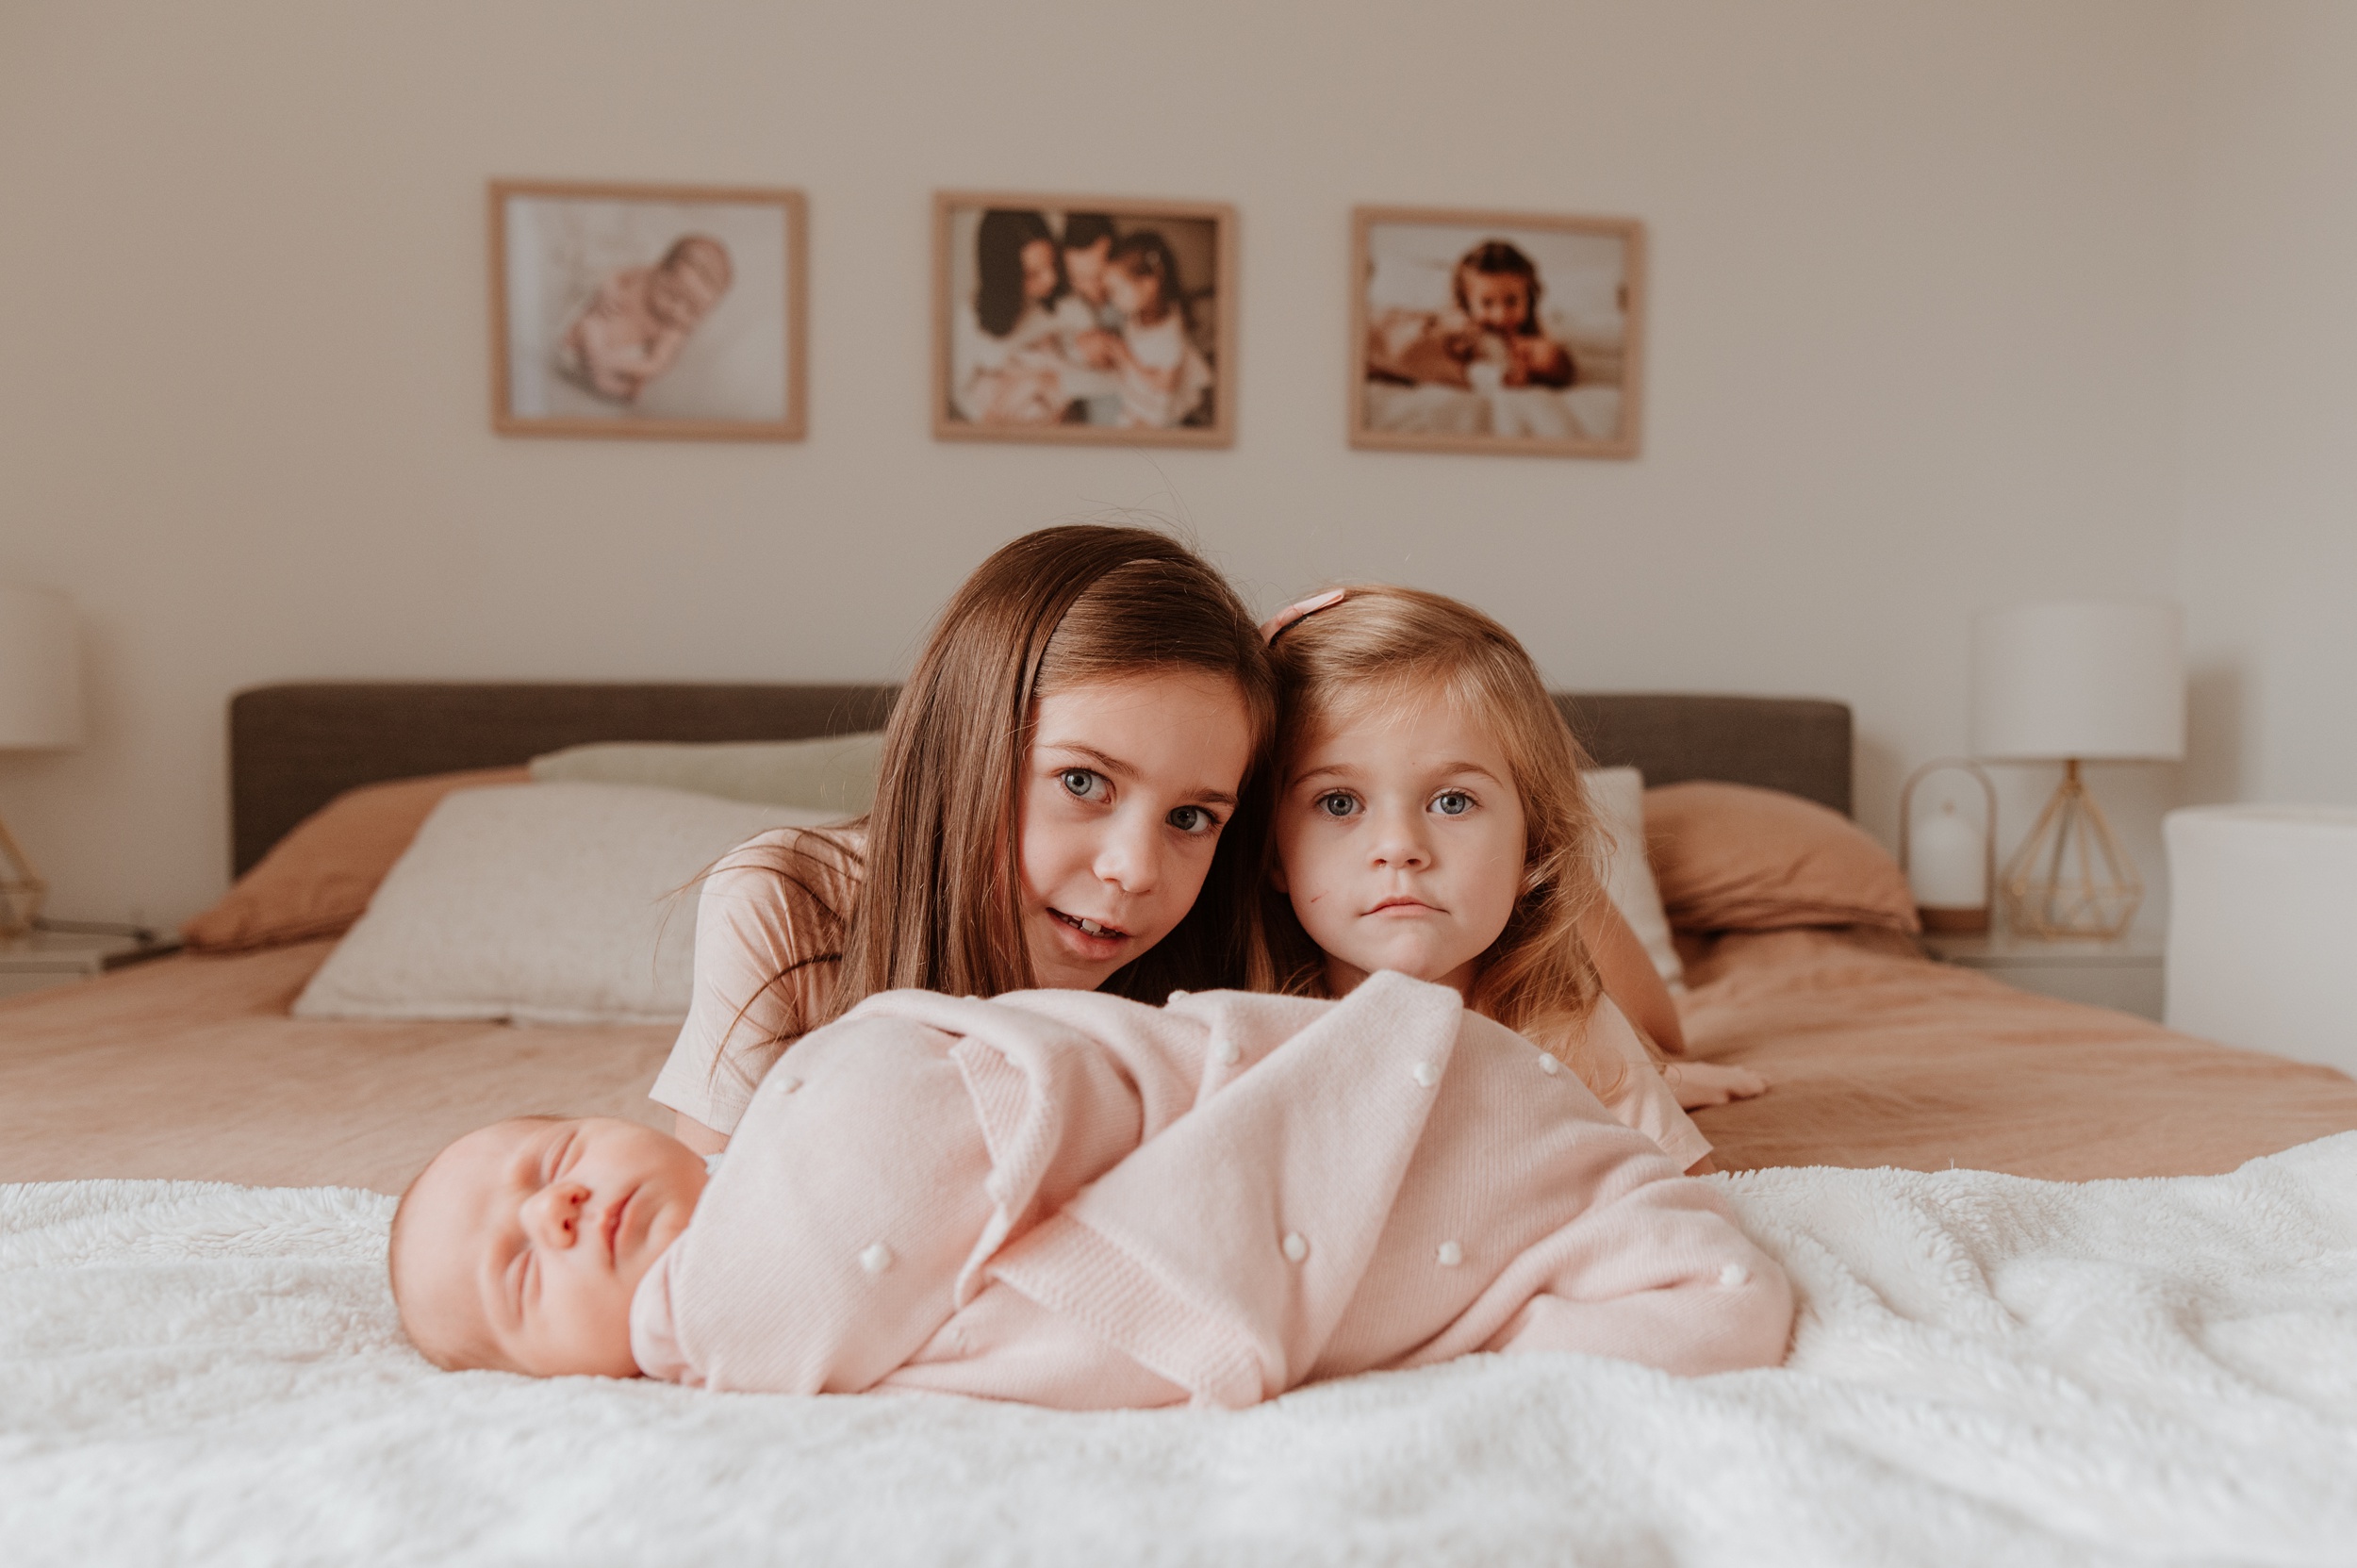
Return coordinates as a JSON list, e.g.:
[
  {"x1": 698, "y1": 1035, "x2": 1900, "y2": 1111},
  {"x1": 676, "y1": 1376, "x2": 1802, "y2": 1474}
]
[{"x1": 527, "y1": 733, "x2": 884, "y2": 817}]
